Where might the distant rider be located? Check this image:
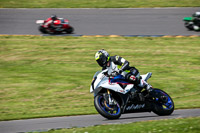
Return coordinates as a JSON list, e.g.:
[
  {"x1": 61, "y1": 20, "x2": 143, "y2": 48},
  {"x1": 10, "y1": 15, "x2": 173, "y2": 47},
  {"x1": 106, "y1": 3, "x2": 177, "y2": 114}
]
[
  {"x1": 95, "y1": 49, "x2": 152, "y2": 91},
  {"x1": 44, "y1": 15, "x2": 61, "y2": 32},
  {"x1": 192, "y1": 12, "x2": 200, "y2": 31}
]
